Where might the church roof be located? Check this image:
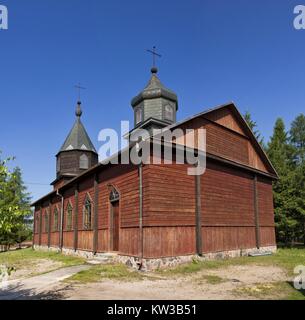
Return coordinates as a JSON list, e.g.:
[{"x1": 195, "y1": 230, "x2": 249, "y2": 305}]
[
  {"x1": 58, "y1": 102, "x2": 97, "y2": 154},
  {"x1": 131, "y1": 68, "x2": 178, "y2": 109},
  {"x1": 31, "y1": 102, "x2": 278, "y2": 207}
]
